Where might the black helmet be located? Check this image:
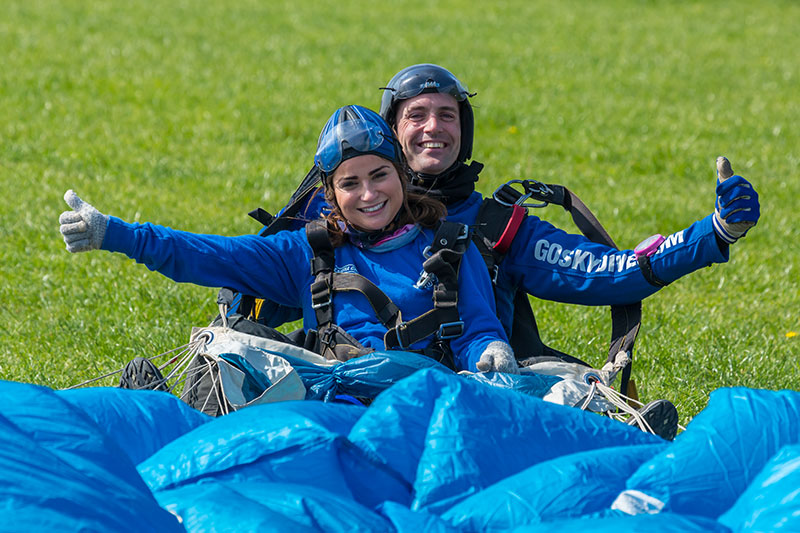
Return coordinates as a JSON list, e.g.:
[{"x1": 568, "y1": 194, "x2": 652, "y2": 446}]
[{"x1": 379, "y1": 64, "x2": 476, "y2": 164}]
